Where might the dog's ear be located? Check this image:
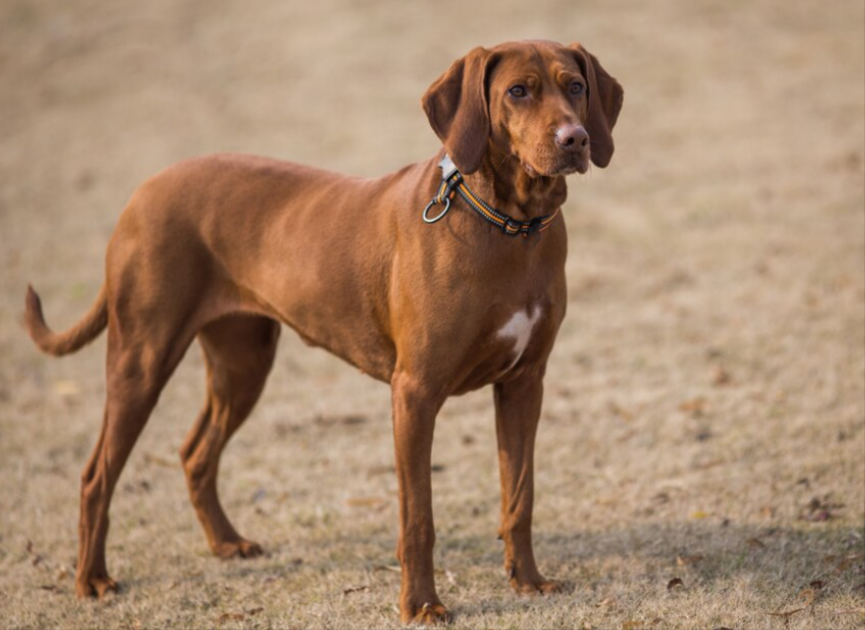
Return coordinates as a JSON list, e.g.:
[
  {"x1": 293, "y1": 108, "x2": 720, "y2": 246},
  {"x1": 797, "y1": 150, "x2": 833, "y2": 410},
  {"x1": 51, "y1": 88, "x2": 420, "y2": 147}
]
[
  {"x1": 569, "y1": 43, "x2": 624, "y2": 168},
  {"x1": 422, "y1": 47, "x2": 494, "y2": 175}
]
